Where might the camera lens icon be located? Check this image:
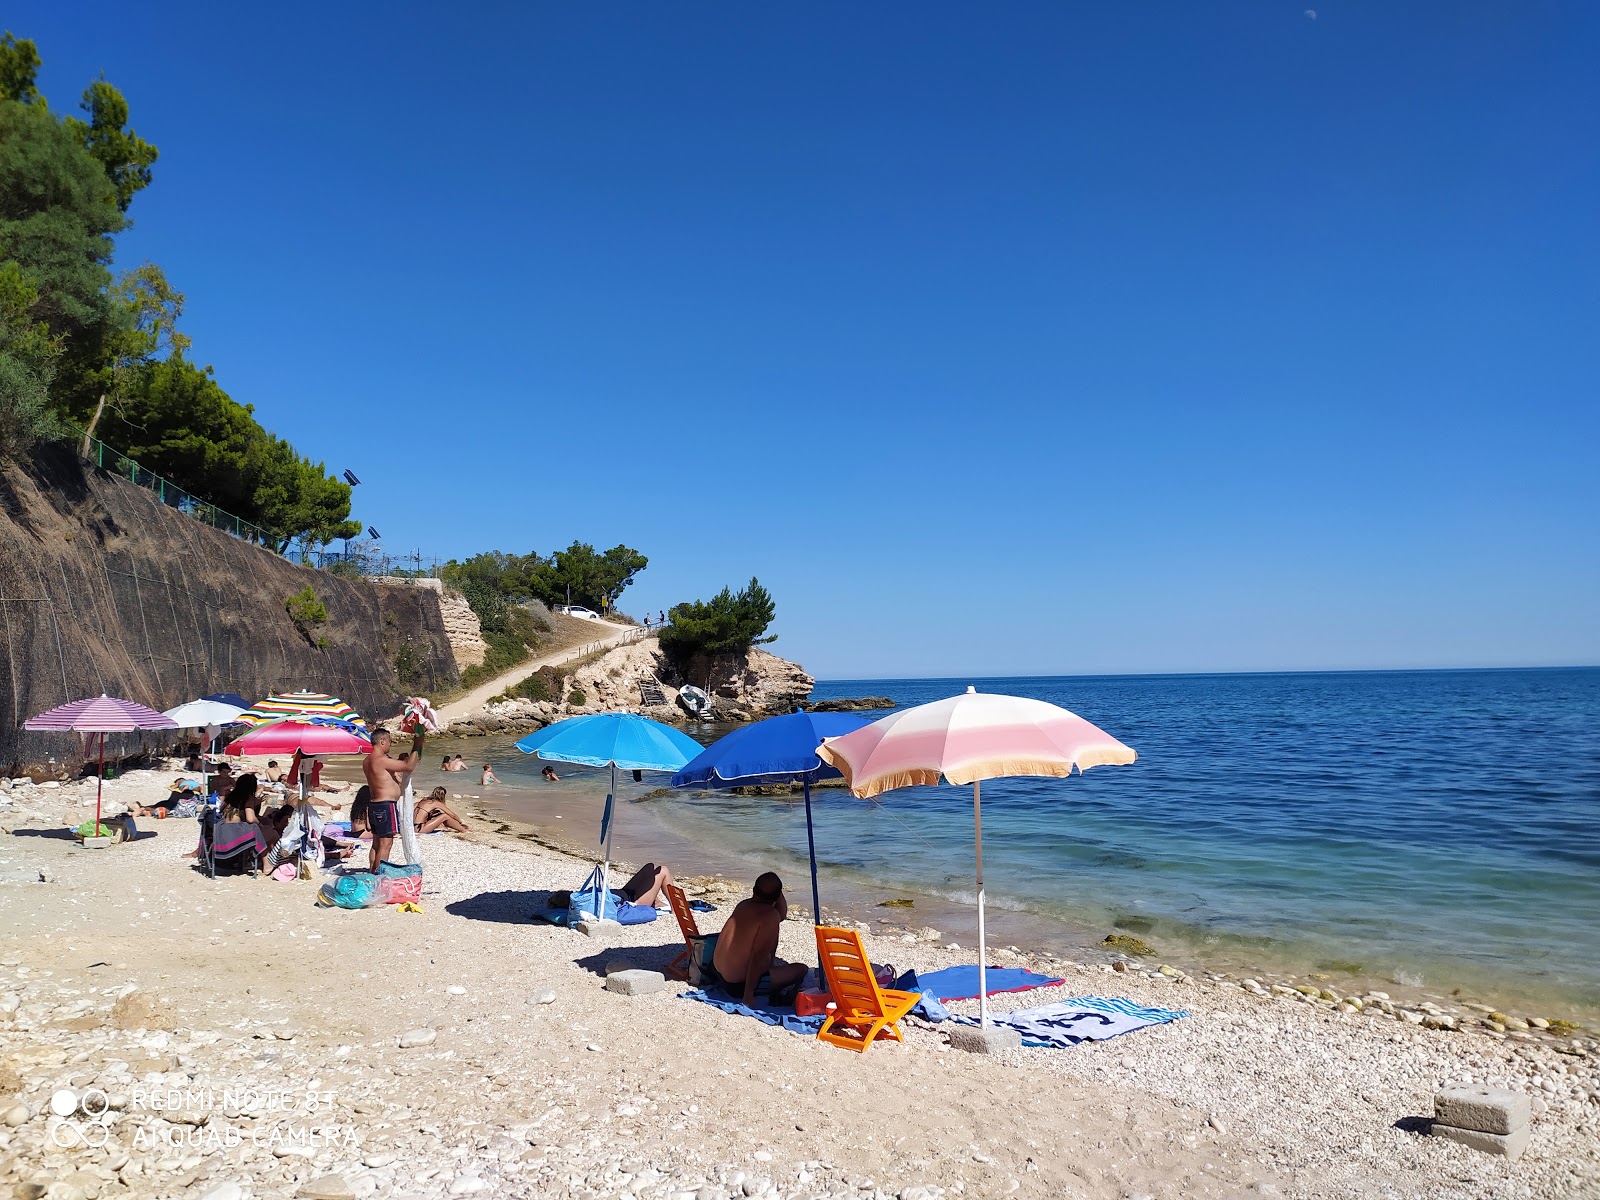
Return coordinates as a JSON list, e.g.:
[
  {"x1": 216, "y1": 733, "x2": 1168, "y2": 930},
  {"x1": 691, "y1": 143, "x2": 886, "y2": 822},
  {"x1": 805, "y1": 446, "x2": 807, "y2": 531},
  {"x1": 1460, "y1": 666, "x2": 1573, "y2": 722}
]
[{"x1": 49, "y1": 1089, "x2": 112, "y2": 1149}]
